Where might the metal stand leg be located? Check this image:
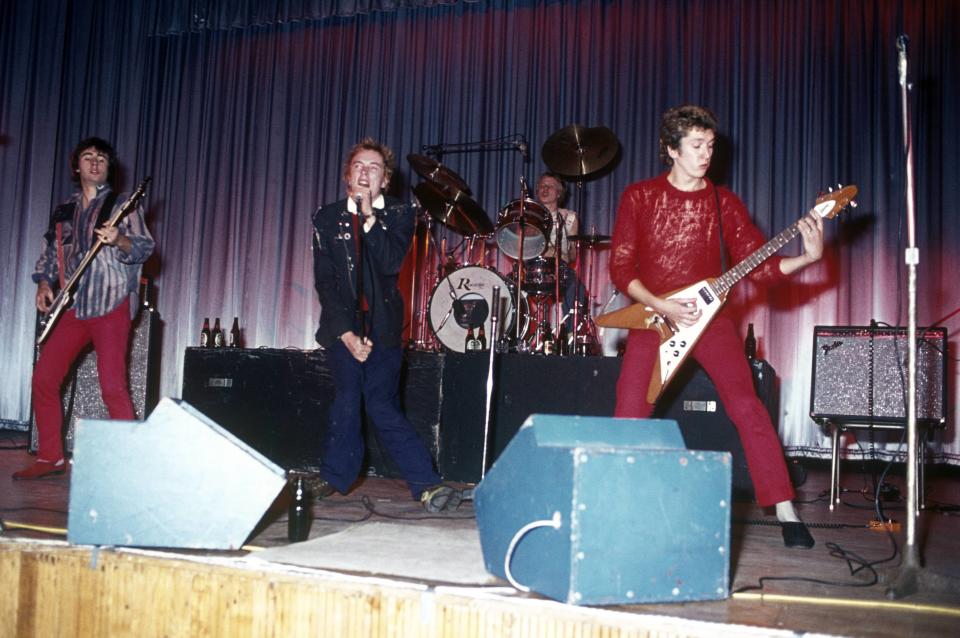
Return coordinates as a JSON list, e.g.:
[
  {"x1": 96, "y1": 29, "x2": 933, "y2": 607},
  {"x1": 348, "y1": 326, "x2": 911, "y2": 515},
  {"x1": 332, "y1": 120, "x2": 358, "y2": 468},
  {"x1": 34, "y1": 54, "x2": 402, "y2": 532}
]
[{"x1": 829, "y1": 423, "x2": 841, "y2": 511}]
